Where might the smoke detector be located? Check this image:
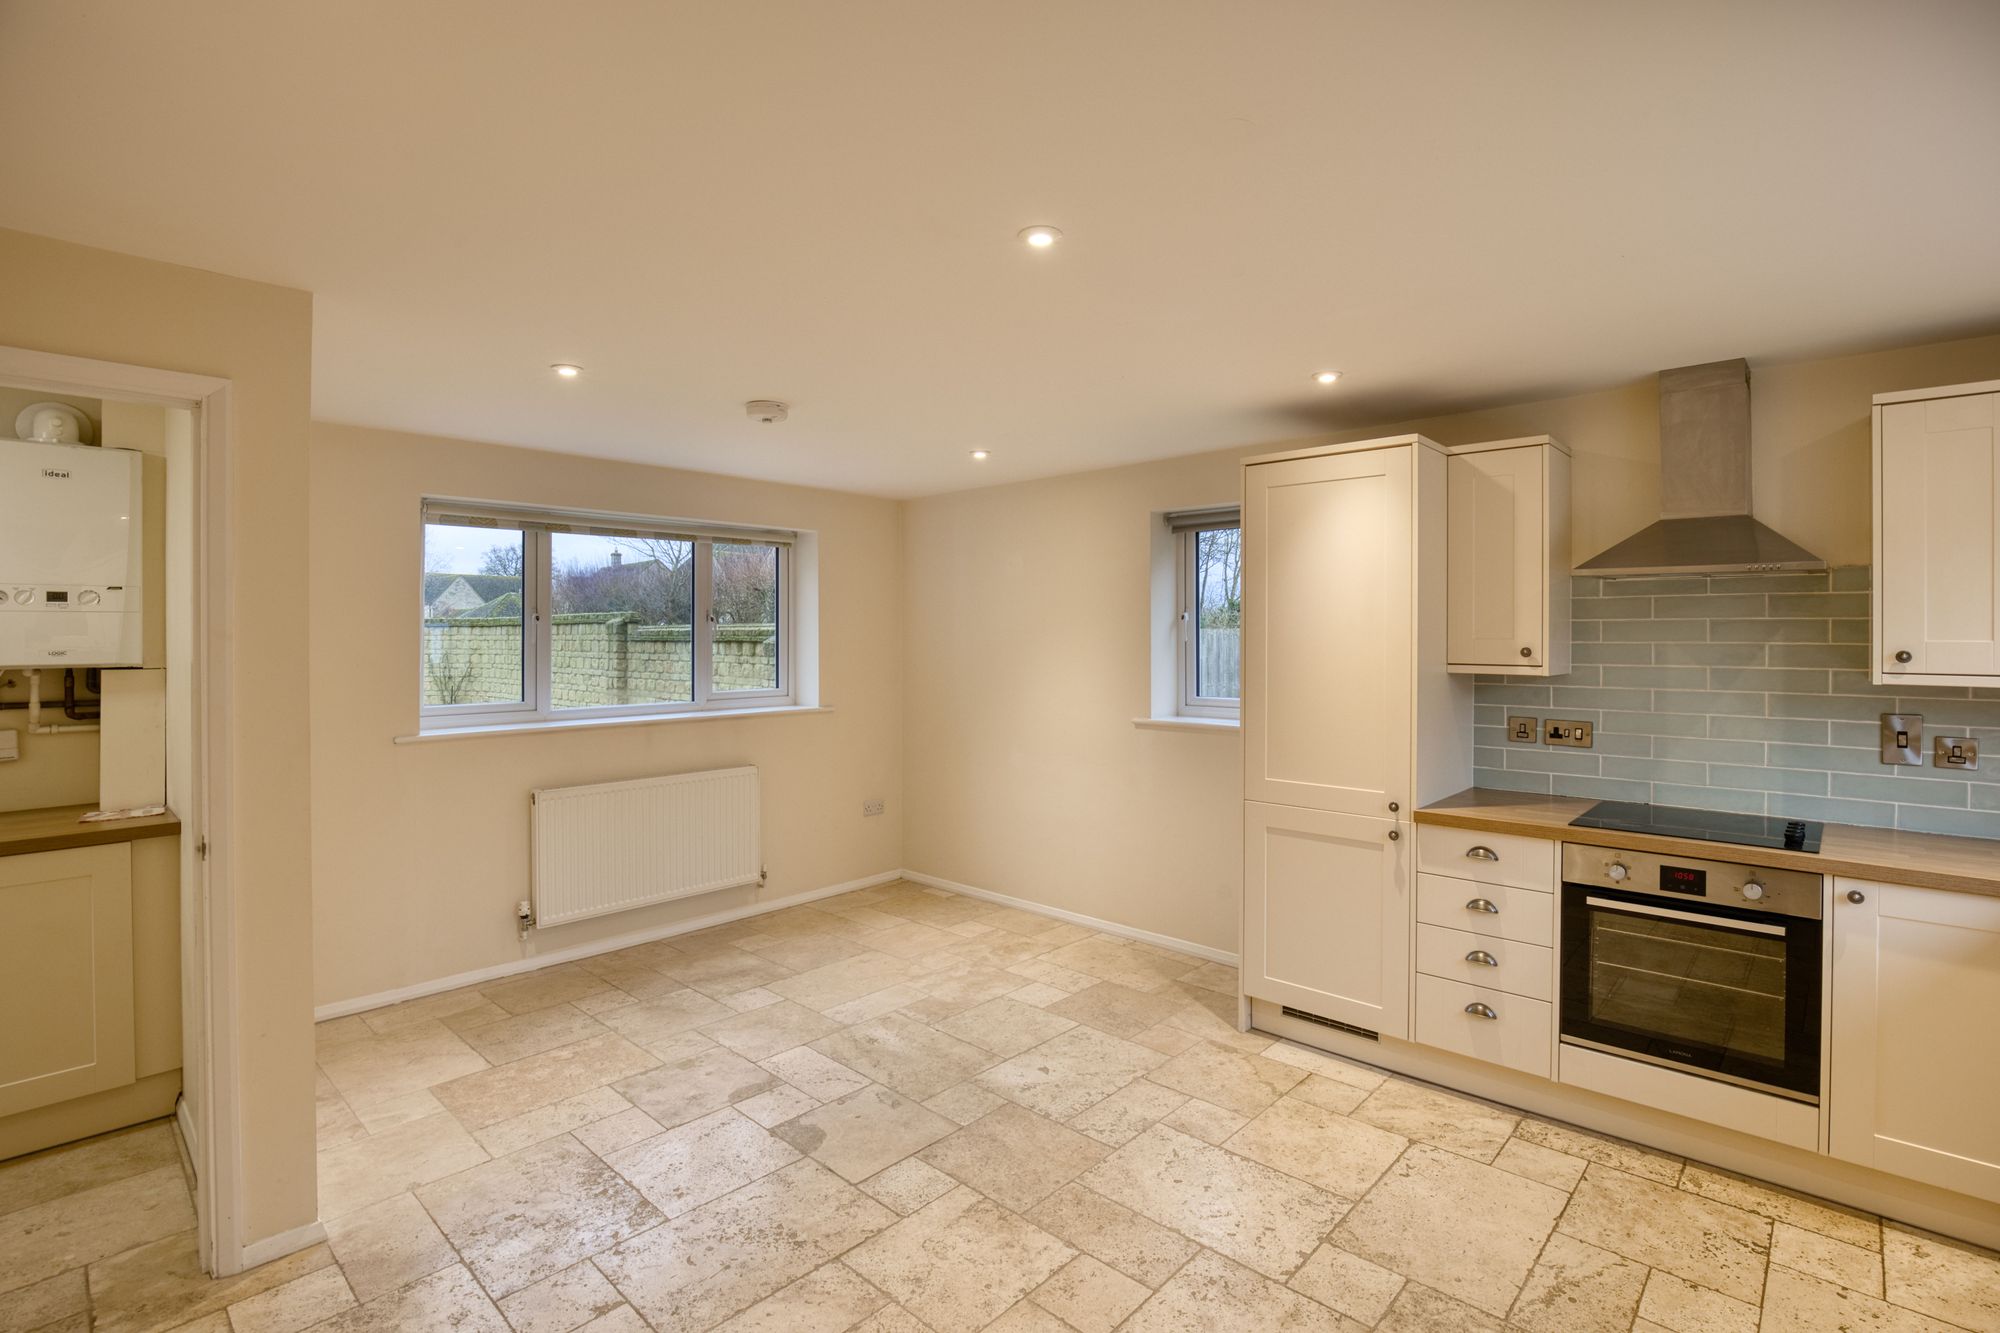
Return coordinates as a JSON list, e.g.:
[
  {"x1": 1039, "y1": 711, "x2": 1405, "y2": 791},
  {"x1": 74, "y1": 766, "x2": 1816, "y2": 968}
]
[{"x1": 745, "y1": 400, "x2": 789, "y2": 424}]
